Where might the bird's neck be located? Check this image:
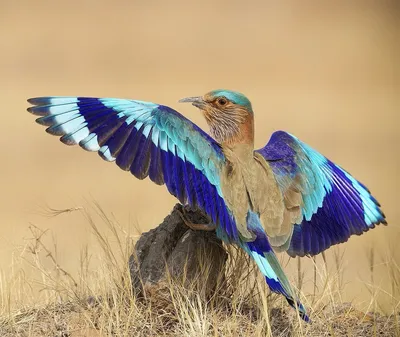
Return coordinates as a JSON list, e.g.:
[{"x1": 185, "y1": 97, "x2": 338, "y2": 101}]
[{"x1": 210, "y1": 113, "x2": 254, "y2": 150}]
